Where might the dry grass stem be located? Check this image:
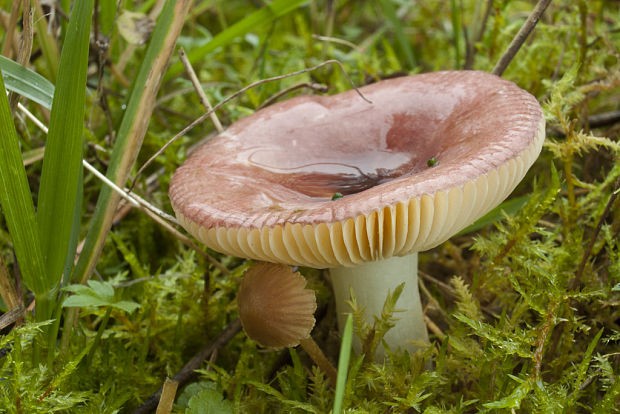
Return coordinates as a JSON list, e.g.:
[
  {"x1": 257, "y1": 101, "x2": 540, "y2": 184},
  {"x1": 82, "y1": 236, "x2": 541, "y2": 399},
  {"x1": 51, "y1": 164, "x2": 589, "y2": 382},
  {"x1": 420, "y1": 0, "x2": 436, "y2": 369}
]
[
  {"x1": 178, "y1": 47, "x2": 224, "y2": 133},
  {"x1": 424, "y1": 315, "x2": 445, "y2": 339}
]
